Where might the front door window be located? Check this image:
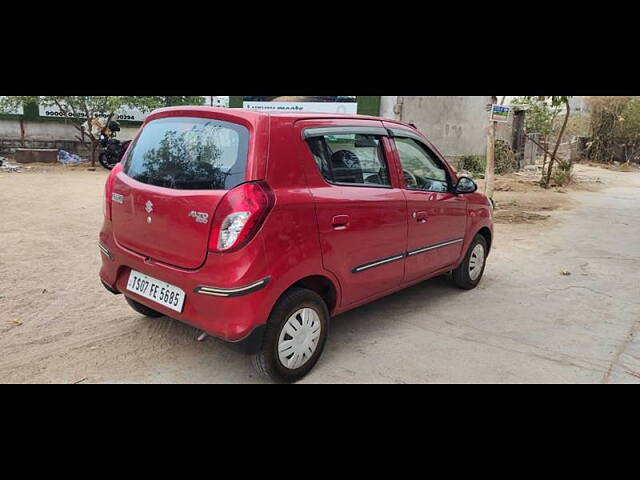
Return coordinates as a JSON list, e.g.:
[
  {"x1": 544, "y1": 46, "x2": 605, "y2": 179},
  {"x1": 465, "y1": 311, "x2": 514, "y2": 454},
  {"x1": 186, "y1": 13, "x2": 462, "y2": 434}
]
[{"x1": 394, "y1": 137, "x2": 449, "y2": 192}]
